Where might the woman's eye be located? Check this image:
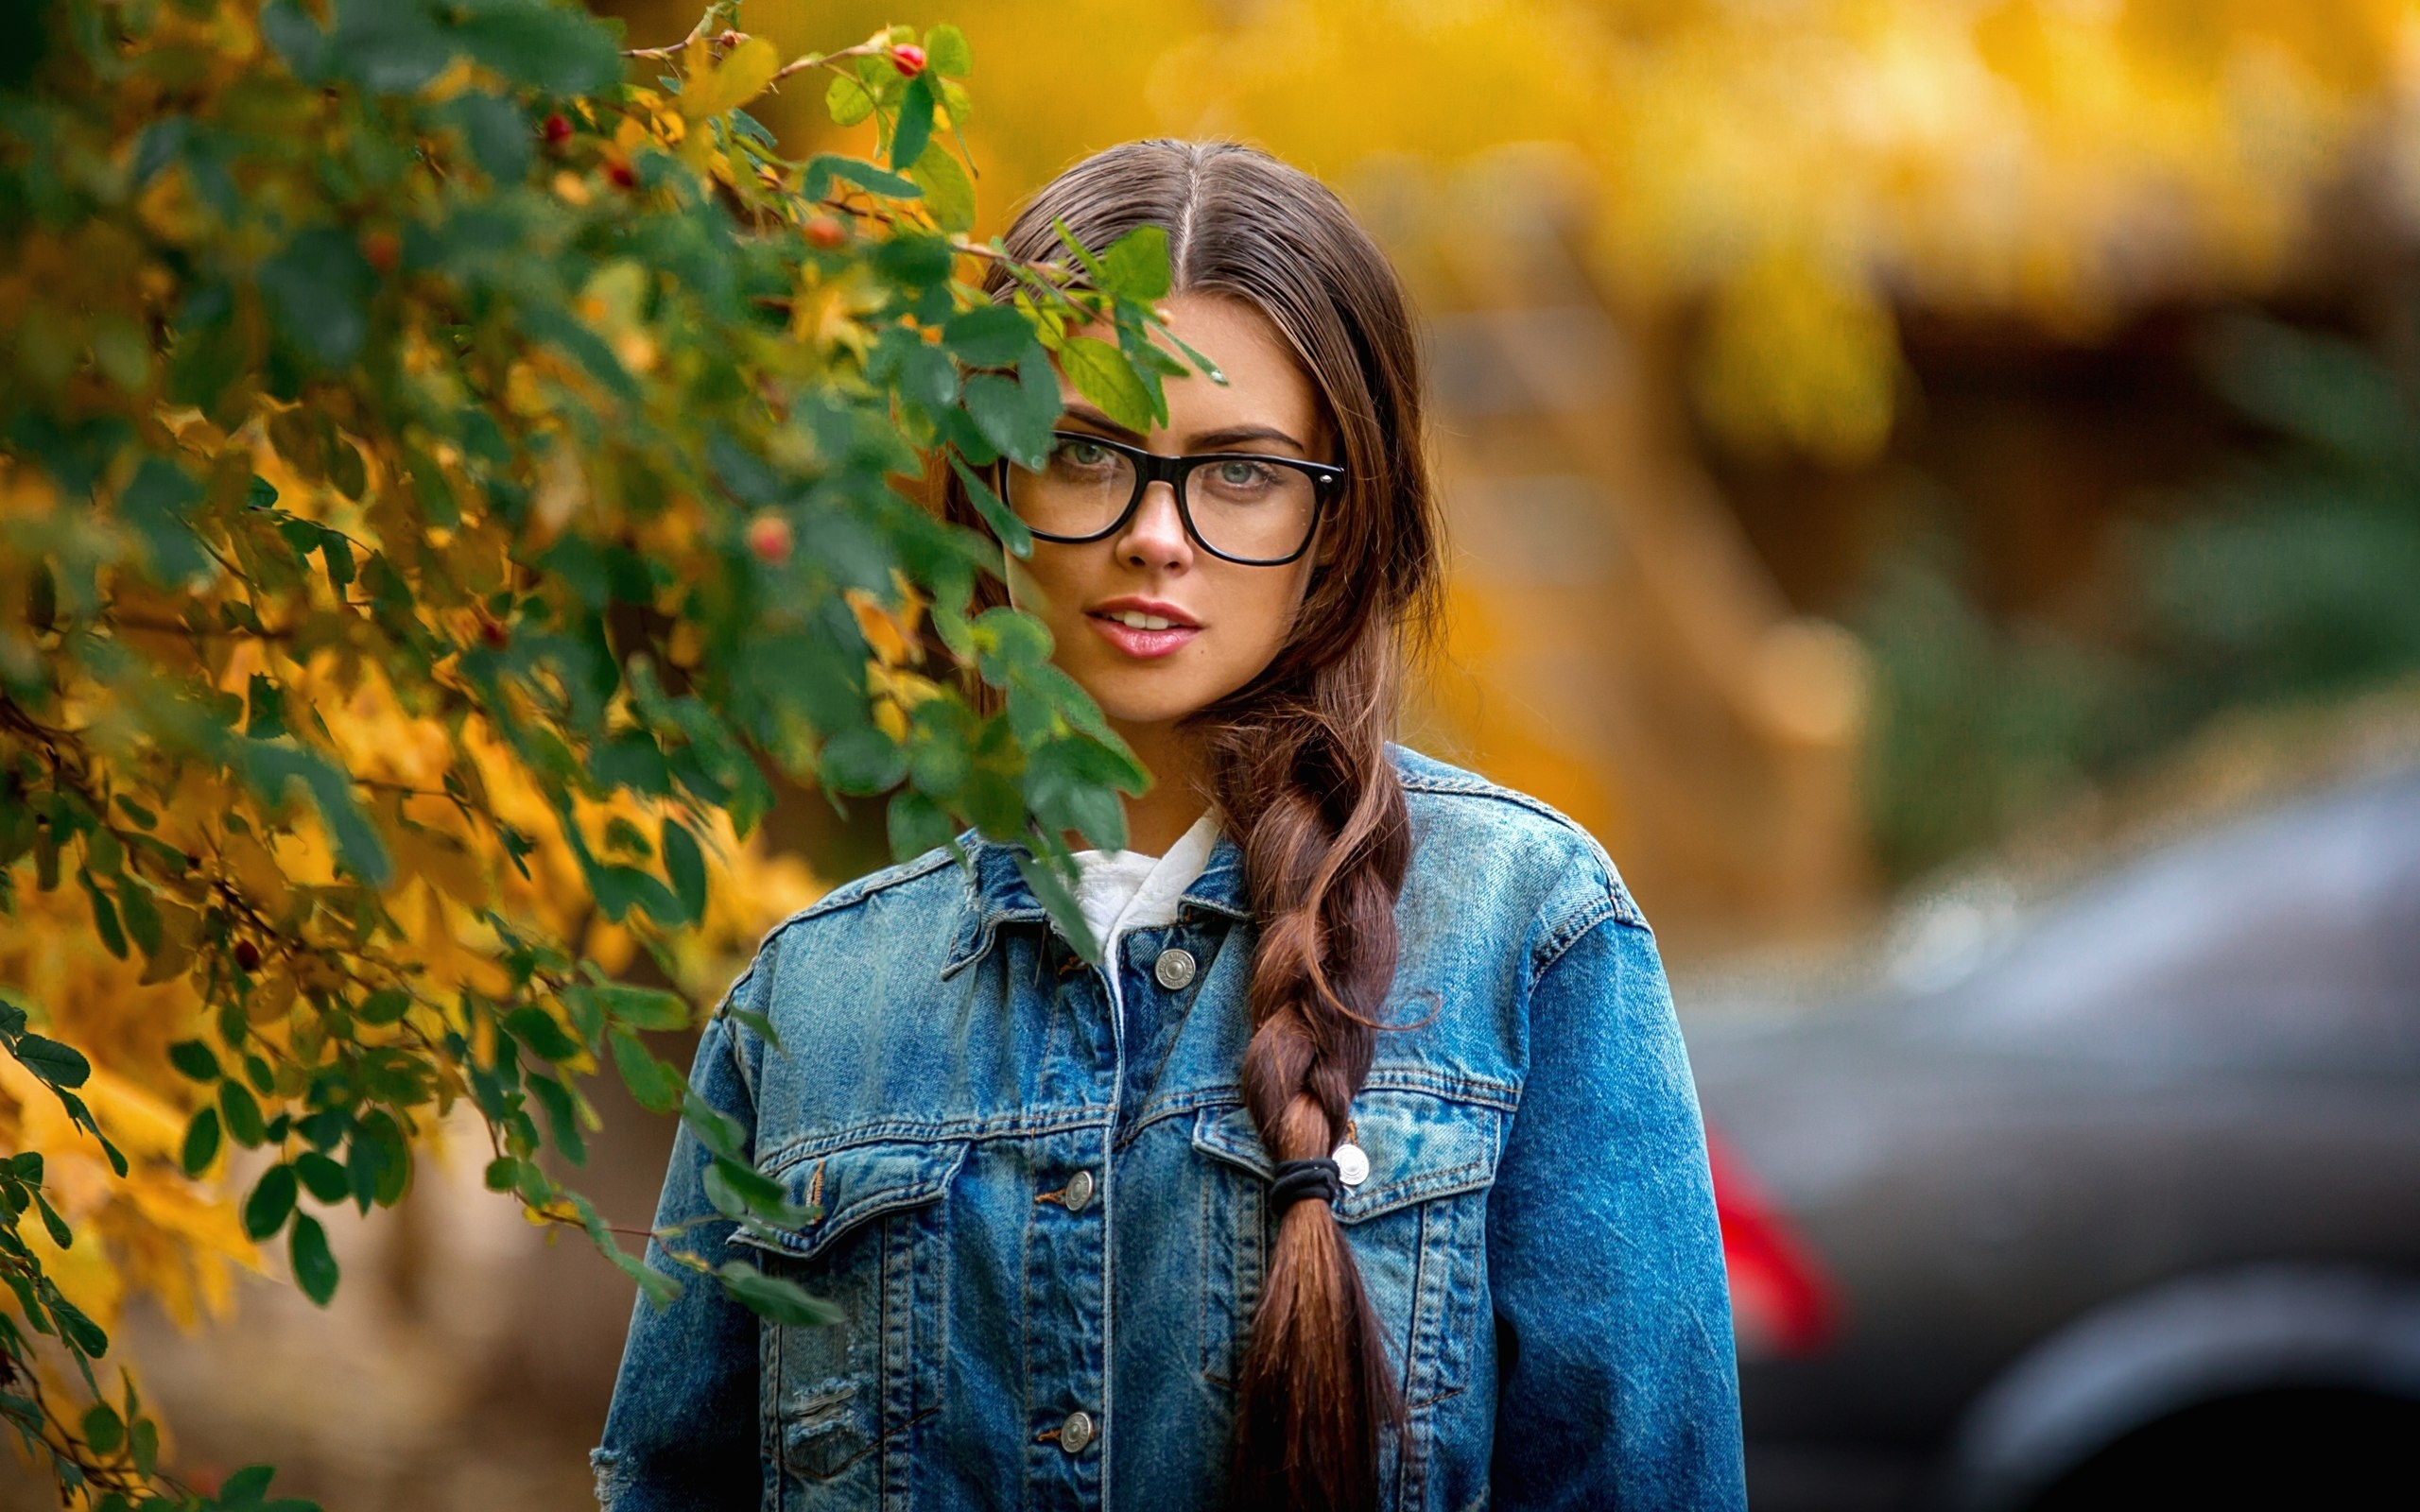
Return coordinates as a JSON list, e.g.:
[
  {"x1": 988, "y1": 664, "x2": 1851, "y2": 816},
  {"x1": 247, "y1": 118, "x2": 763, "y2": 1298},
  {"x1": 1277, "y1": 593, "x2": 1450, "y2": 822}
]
[
  {"x1": 1050, "y1": 439, "x2": 1113, "y2": 471},
  {"x1": 1211, "y1": 459, "x2": 1274, "y2": 490}
]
